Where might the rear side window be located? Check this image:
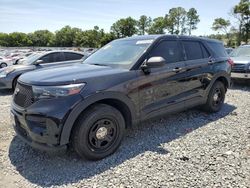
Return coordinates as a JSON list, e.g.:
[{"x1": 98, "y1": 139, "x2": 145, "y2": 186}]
[
  {"x1": 207, "y1": 42, "x2": 228, "y2": 57},
  {"x1": 183, "y1": 41, "x2": 203, "y2": 60},
  {"x1": 64, "y1": 52, "x2": 83, "y2": 61},
  {"x1": 201, "y1": 44, "x2": 210, "y2": 58},
  {"x1": 150, "y1": 40, "x2": 182, "y2": 63}
]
